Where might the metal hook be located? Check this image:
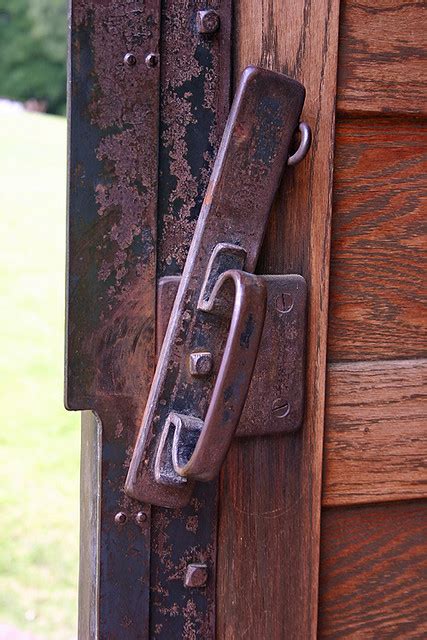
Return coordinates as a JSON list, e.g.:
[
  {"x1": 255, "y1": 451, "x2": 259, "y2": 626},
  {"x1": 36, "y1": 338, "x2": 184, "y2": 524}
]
[{"x1": 287, "y1": 121, "x2": 312, "y2": 166}]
